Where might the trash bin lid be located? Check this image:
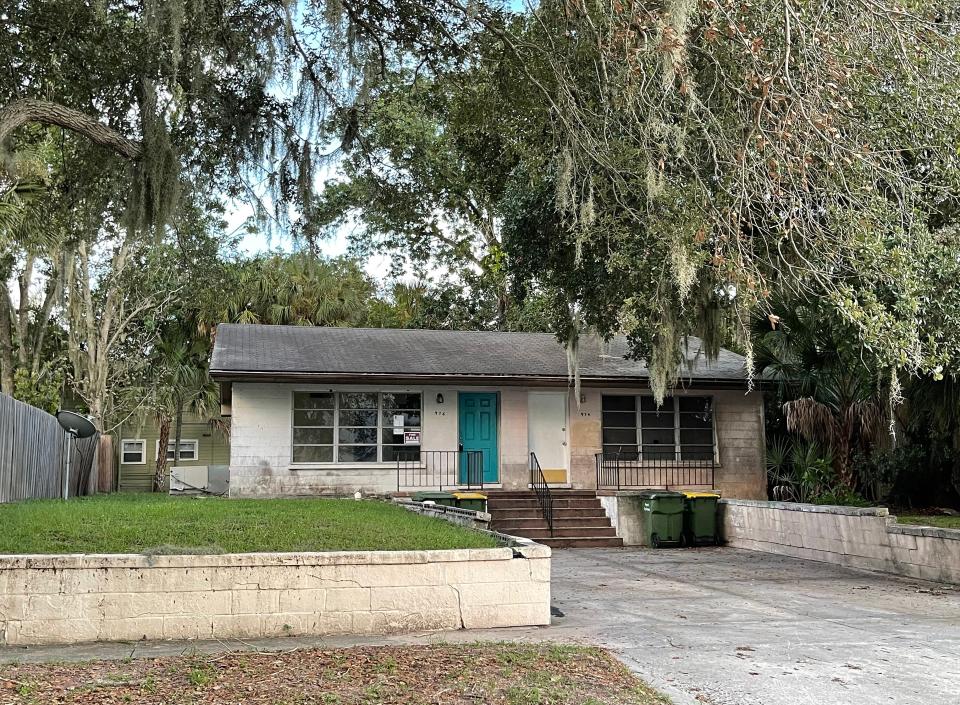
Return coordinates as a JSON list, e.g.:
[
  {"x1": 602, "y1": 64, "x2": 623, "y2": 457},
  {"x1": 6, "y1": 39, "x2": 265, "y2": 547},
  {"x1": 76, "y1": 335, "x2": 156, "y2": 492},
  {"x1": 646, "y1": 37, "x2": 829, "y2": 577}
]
[
  {"x1": 683, "y1": 492, "x2": 720, "y2": 498},
  {"x1": 638, "y1": 490, "x2": 685, "y2": 498},
  {"x1": 453, "y1": 492, "x2": 487, "y2": 499}
]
